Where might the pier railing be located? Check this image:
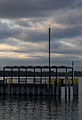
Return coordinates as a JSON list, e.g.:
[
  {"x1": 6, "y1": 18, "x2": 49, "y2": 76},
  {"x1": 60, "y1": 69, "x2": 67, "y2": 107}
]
[{"x1": 3, "y1": 66, "x2": 73, "y2": 85}]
